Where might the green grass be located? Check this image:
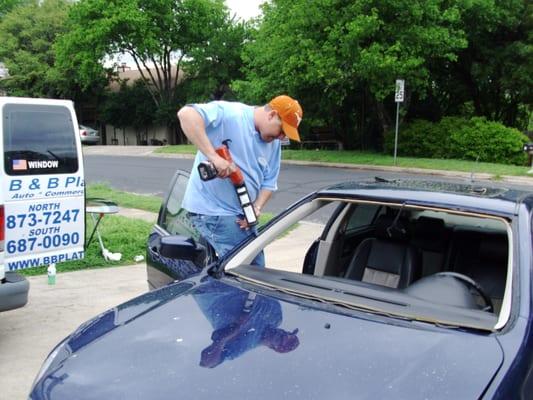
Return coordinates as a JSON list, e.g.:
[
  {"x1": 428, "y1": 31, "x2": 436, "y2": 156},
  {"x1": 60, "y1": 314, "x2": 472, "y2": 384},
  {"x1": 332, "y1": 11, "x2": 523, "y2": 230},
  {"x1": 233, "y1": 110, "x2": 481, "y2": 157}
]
[
  {"x1": 87, "y1": 183, "x2": 161, "y2": 213},
  {"x1": 19, "y1": 215, "x2": 152, "y2": 276},
  {"x1": 259, "y1": 212, "x2": 273, "y2": 226},
  {"x1": 154, "y1": 144, "x2": 196, "y2": 154},
  {"x1": 282, "y1": 150, "x2": 531, "y2": 177},
  {"x1": 154, "y1": 145, "x2": 532, "y2": 178}
]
